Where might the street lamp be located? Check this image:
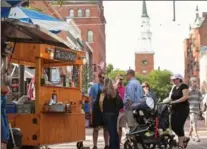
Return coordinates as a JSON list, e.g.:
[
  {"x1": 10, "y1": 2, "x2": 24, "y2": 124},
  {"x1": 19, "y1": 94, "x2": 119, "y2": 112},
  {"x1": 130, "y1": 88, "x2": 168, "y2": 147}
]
[{"x1": 173, "y1": 0, "x2": 176, "y2": 21}]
